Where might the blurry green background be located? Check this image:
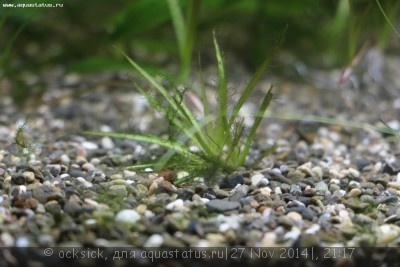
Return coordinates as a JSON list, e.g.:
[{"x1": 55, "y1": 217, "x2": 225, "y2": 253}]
[{"x1": 1, "y1": 0, "x2": 399, "y2": 105}]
